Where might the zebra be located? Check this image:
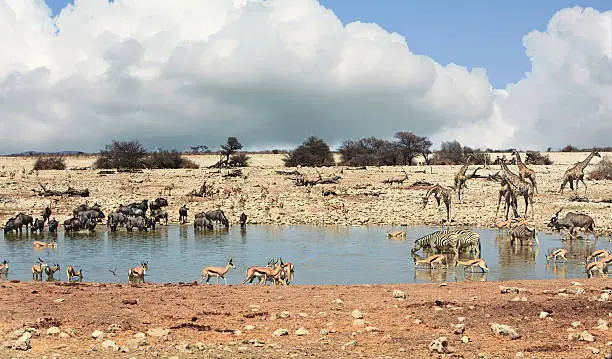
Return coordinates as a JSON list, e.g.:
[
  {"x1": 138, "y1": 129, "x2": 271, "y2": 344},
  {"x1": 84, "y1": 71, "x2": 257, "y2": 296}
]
[
  {"x1": 450, "y1": 229, "x2": 481, "y2": 256},
  {"x1": 411, "y1": 231, "x2": 459, "y2": 257},
  {"x1": 509, "y1": 224, "x2": 539, "y2": 246}
]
